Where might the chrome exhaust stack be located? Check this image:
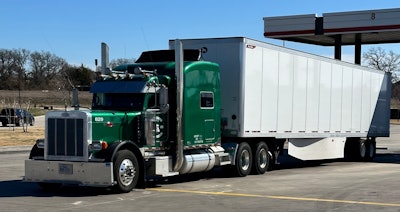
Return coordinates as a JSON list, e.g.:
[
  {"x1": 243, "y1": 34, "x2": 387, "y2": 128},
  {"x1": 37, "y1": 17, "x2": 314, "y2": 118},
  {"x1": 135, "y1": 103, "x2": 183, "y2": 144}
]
[{"x1": 173, "y1": 39, "x2": 185, "y2": 172}]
